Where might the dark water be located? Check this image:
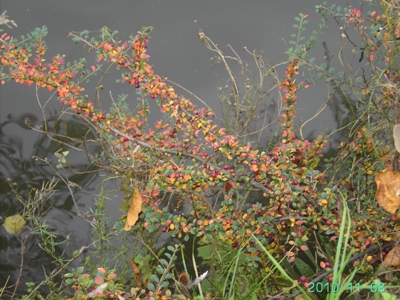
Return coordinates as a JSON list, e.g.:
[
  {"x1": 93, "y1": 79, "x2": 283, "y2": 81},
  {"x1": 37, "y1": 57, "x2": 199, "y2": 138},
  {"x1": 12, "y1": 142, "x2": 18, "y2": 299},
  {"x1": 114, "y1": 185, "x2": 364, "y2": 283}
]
[{"x1": 0, "y1": 0, "x2": 353, "y2": 297}]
